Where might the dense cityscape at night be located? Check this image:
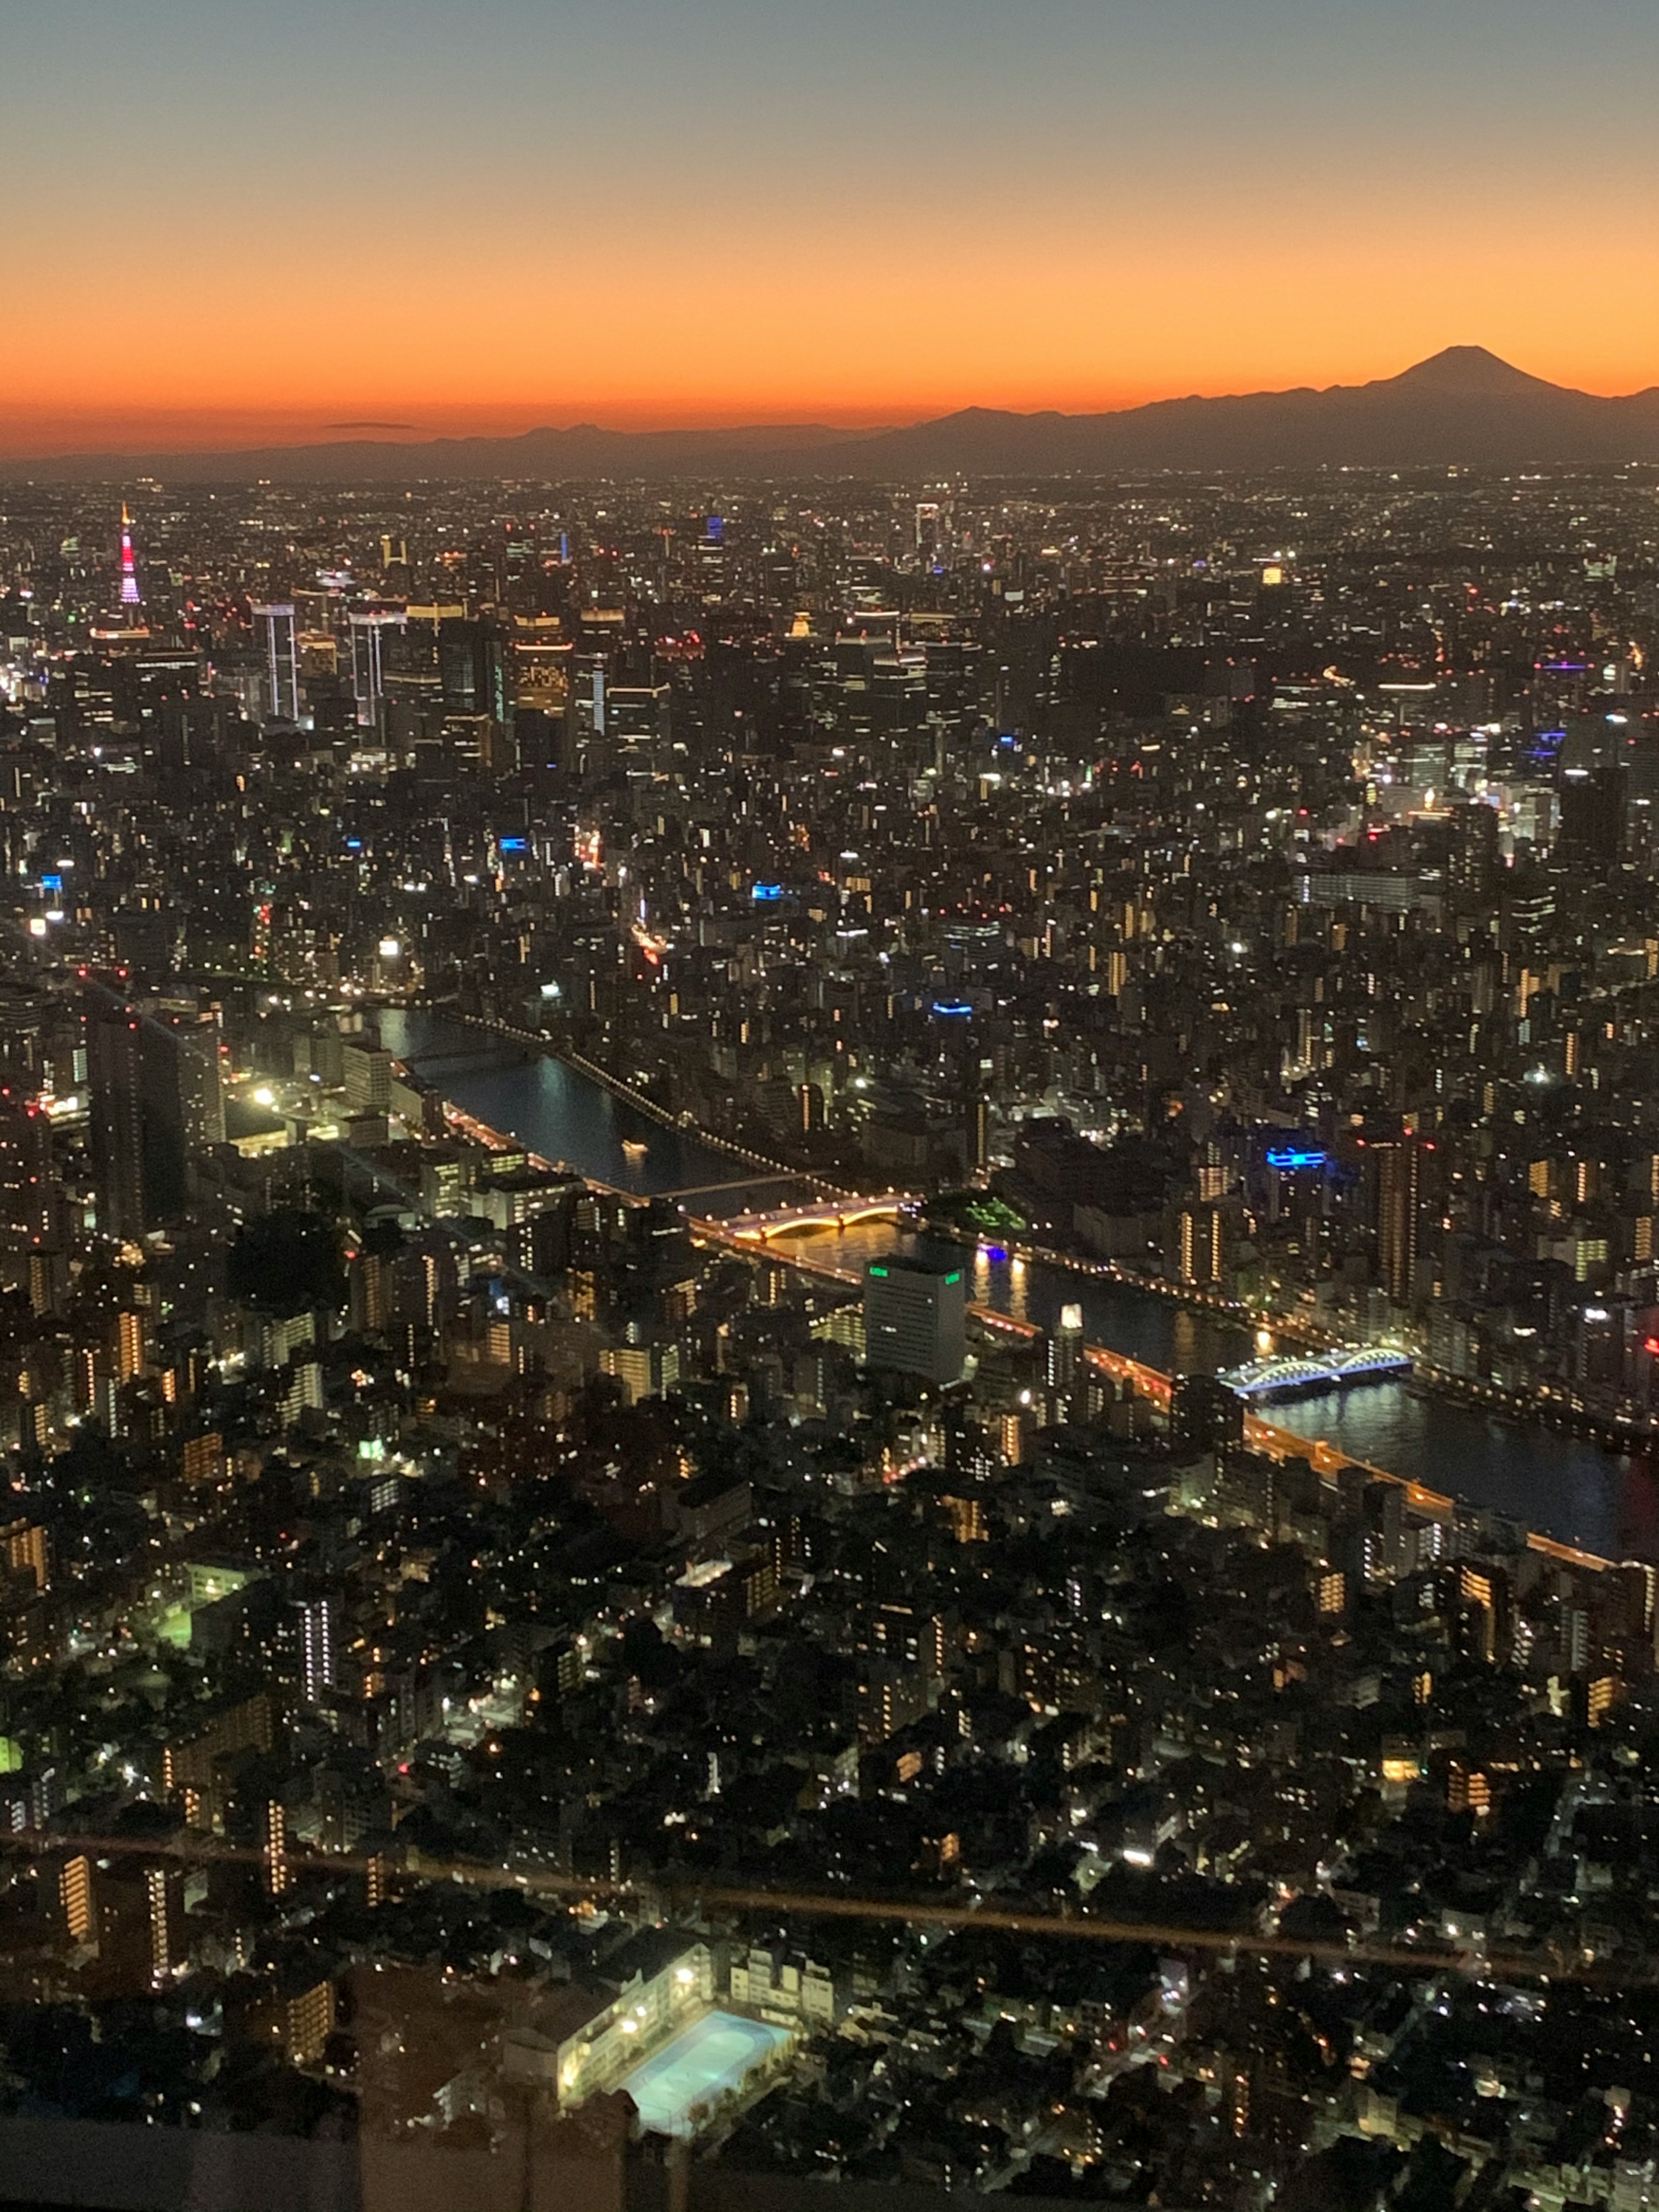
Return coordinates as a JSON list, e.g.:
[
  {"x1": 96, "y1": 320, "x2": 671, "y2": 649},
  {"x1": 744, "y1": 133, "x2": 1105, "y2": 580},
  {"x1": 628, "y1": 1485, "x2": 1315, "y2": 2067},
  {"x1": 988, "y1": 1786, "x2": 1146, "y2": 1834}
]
[{"x1": 1, "y1": 448, "x2": 1659, "y2": 2210}]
